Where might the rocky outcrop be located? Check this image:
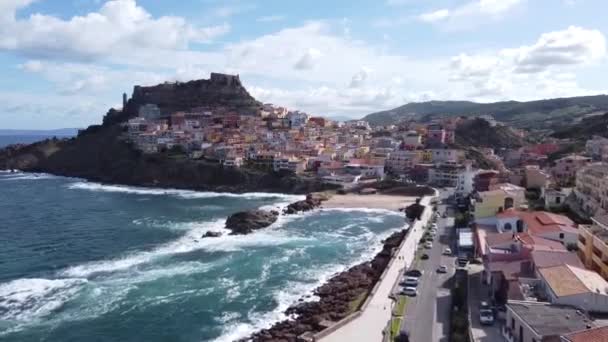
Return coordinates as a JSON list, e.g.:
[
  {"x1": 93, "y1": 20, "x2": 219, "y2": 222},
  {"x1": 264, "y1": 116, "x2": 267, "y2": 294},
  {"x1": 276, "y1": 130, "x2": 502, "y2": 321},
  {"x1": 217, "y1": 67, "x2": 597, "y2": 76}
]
[
  {"x1": 245, "y1": 230, "x2": 408, "y2": 341},
  {"x1": 225, "y1": 210, "x2": 279, "y2": 235},
  {"x1": 104, "y1": 73, "x2": 261, "y2": 126},
  {"x1": 283, "y1": 193, "x2": 330, "y2": 215},
  {"x1": 0, "y1": 126, "x2": 339, "y2": 194},
  {"x1": 405, "y1": 198, "x2": 426, "y2": 221},
  {"x1": 202, "y1": 231, "x2": 222, "y2": 238}
]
